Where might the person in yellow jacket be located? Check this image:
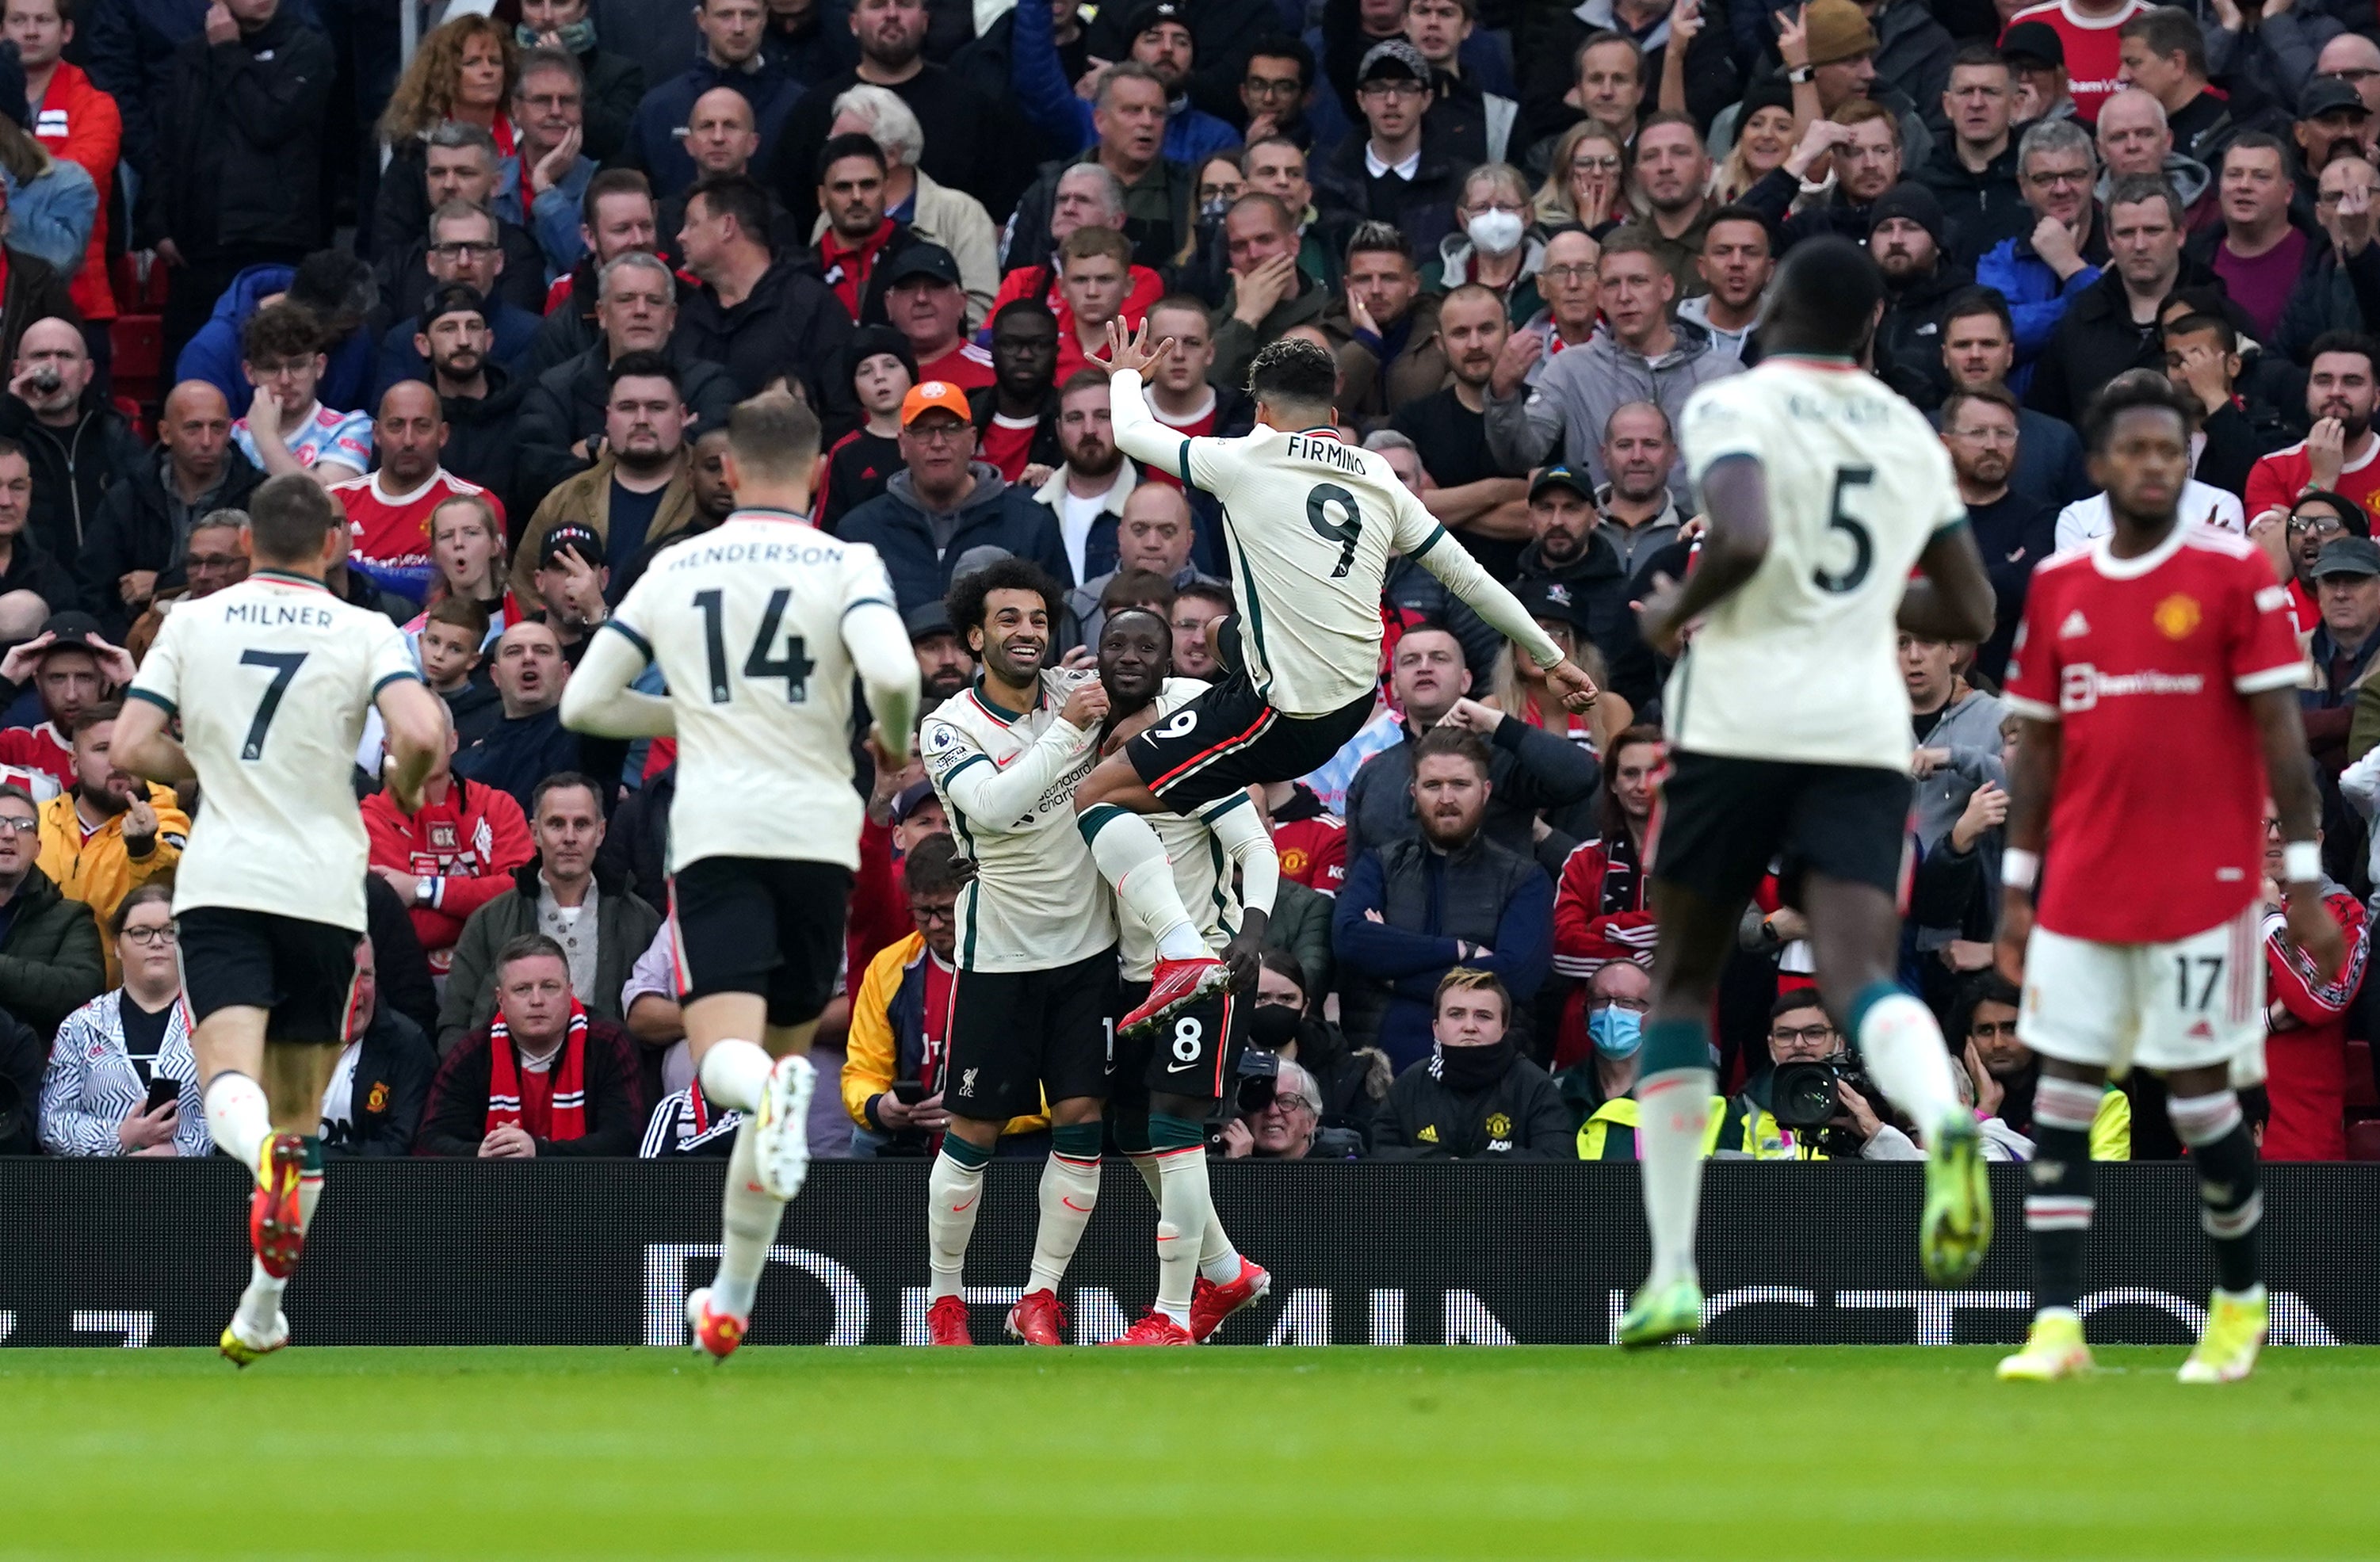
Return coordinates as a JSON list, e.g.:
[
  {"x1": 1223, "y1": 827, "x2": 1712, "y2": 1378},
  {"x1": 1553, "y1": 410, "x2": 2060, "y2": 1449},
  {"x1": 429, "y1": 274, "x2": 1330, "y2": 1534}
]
[
  {"x1": 36, "y1": 704, "x2": 189, "y2": 983},
  {"x1": 842, "y1": 837, "x2": 1049, "y2": 1152}
]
